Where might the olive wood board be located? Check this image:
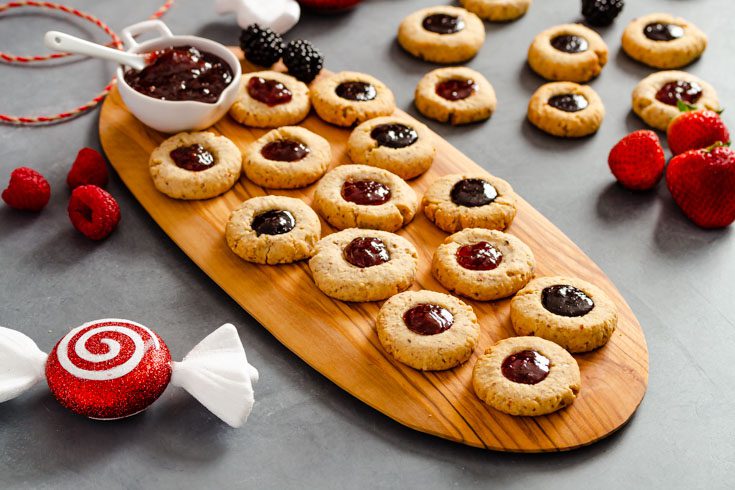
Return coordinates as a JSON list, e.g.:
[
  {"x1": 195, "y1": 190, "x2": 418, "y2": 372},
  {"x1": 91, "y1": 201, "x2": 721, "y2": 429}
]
[{"x1": 99, "y1": 53, "x2": 649, "y2": 452}]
